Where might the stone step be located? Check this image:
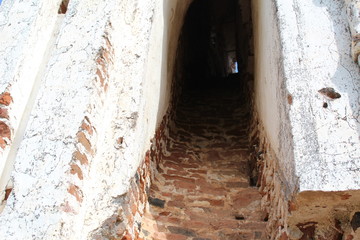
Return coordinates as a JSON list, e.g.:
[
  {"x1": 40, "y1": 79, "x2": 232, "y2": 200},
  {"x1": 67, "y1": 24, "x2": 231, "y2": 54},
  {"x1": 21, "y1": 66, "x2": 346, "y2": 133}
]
[{"x1": 141, "y1": 87, "x2": 266, "y2": 239}]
